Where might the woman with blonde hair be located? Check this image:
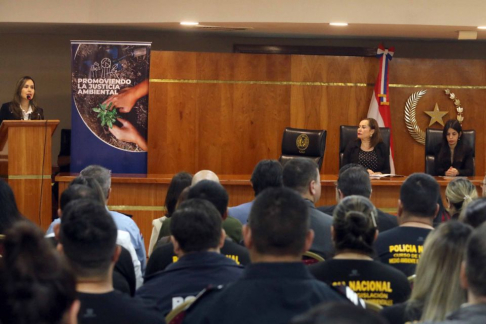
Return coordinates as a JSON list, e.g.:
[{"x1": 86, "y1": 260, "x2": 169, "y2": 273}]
[
  {"x1": 381, "y1": 221, "x2": 473, "y2": 323},
  {"x1": 445, "y1": 178, "x2": 478, "y2": 219}
]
